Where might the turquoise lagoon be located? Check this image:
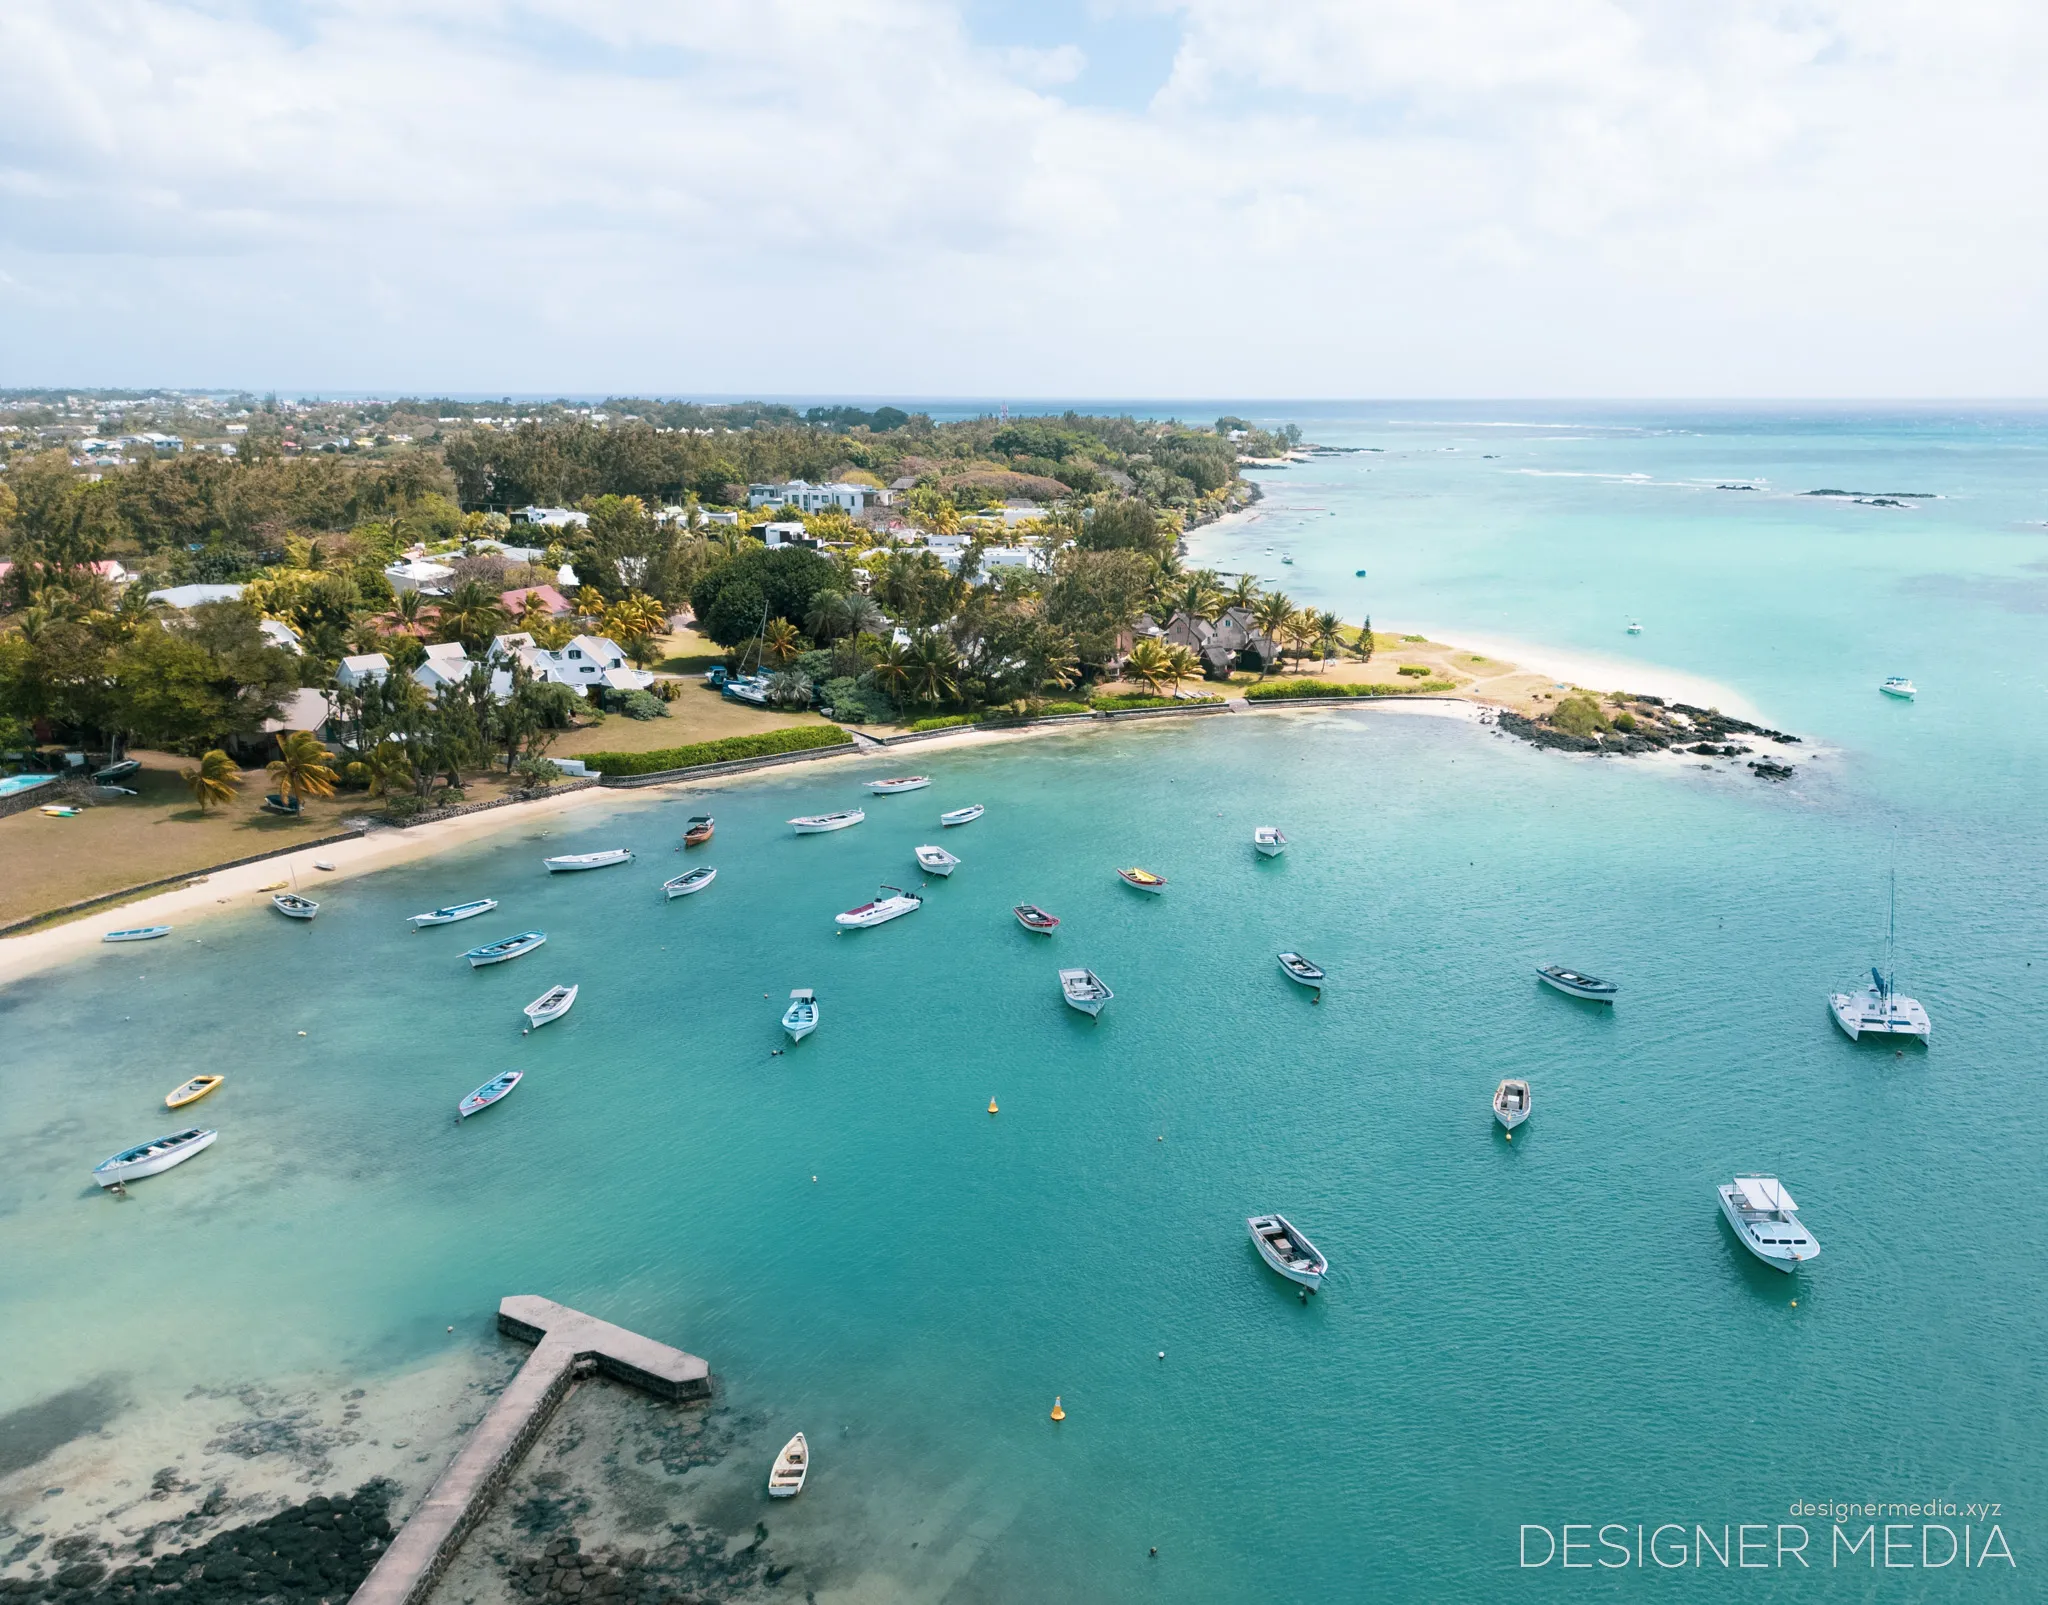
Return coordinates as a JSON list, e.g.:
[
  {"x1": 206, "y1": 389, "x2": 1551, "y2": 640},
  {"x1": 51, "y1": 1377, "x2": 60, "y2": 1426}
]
[{"x1": 7, "y1": 407, "x2": 2048, "y2": 1600}]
